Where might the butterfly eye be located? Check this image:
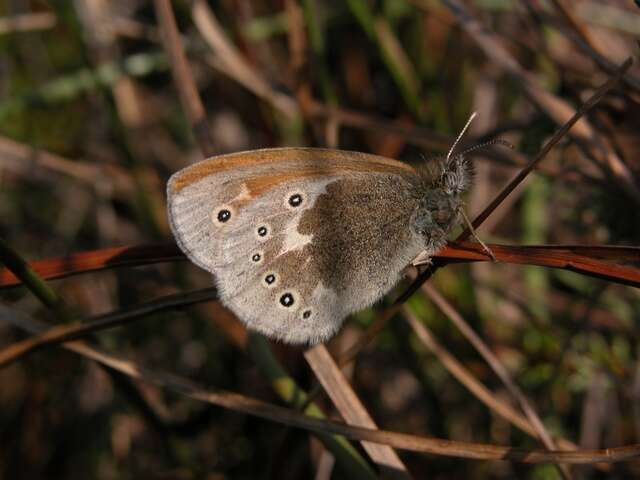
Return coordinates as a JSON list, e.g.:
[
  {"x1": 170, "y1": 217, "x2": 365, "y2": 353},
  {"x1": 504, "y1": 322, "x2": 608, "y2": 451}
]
[
  {"x1": 302, "y1": 309, "x2": 312, "y2": 319},
  {"x1": 279, "y1": 293, "x2": 295, "y2": 307}
]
